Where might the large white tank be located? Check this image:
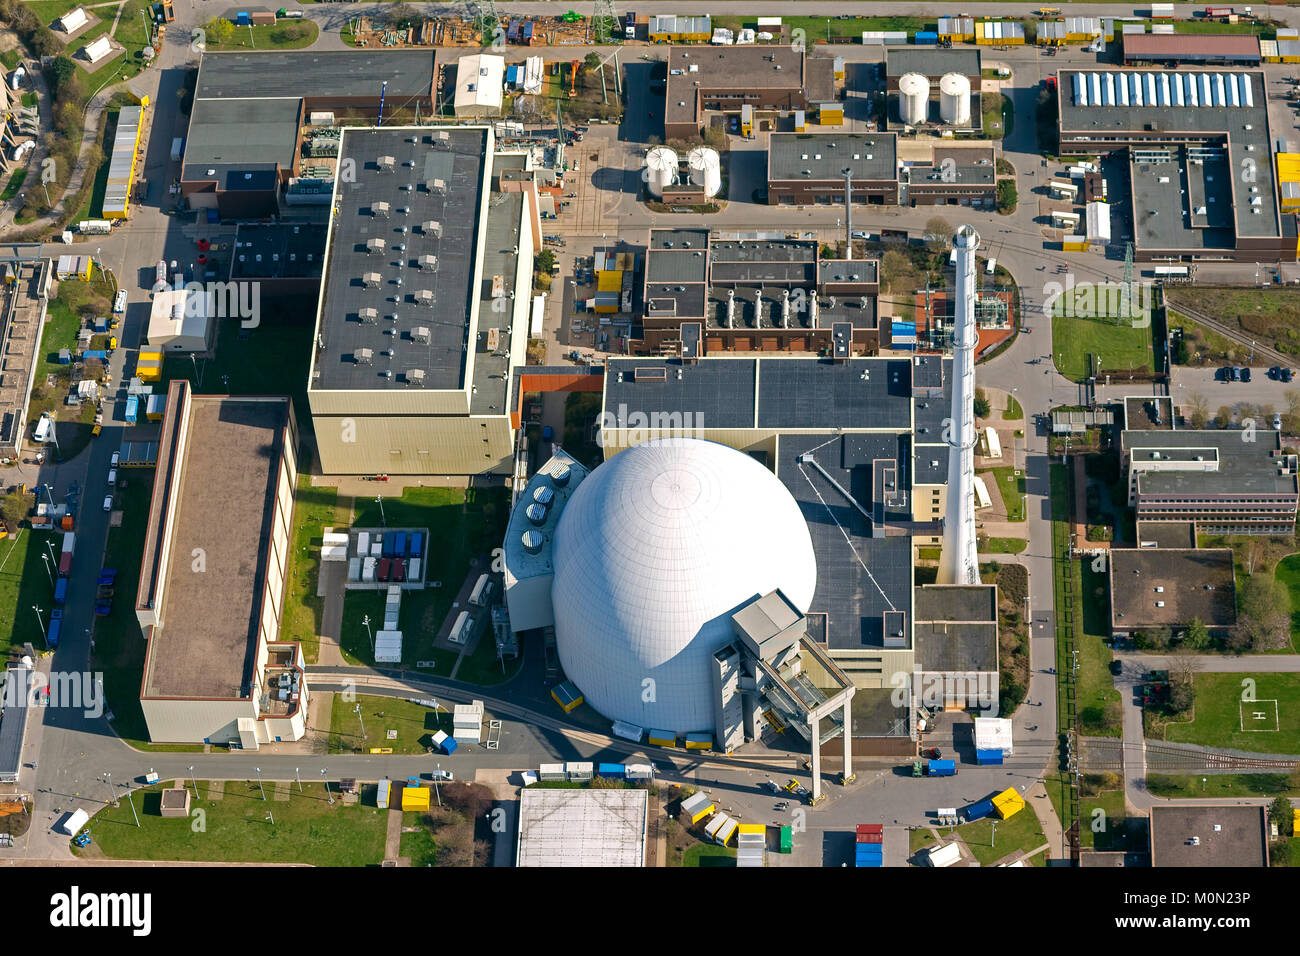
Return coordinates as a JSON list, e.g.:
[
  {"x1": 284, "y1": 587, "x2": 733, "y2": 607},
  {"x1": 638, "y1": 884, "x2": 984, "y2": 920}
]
[
  {"x1": 939, "y1": 72, "x2": 971, "y2": 126},
  {"x1": 898, "y1": 72, "x2": 930, "y2": 126},
  {"x1": 686, "y1": 146, "x2": 721, "y2": 199},
  {"x1": 644, "y1": 146, "x2": 678, "y2": 198}
]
